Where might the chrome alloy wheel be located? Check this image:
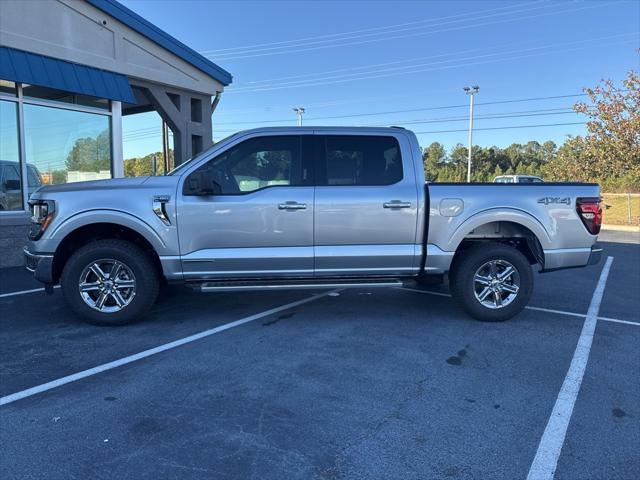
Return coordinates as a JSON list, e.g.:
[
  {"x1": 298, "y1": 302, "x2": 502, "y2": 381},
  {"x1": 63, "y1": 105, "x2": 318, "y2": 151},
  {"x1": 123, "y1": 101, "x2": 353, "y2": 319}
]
[
  {"x1": 473, "y1": 259, "x2": 520, "y2": 309},
  {"x1": 78, "y1": 259, "x2": 136, "y2": 313}
]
